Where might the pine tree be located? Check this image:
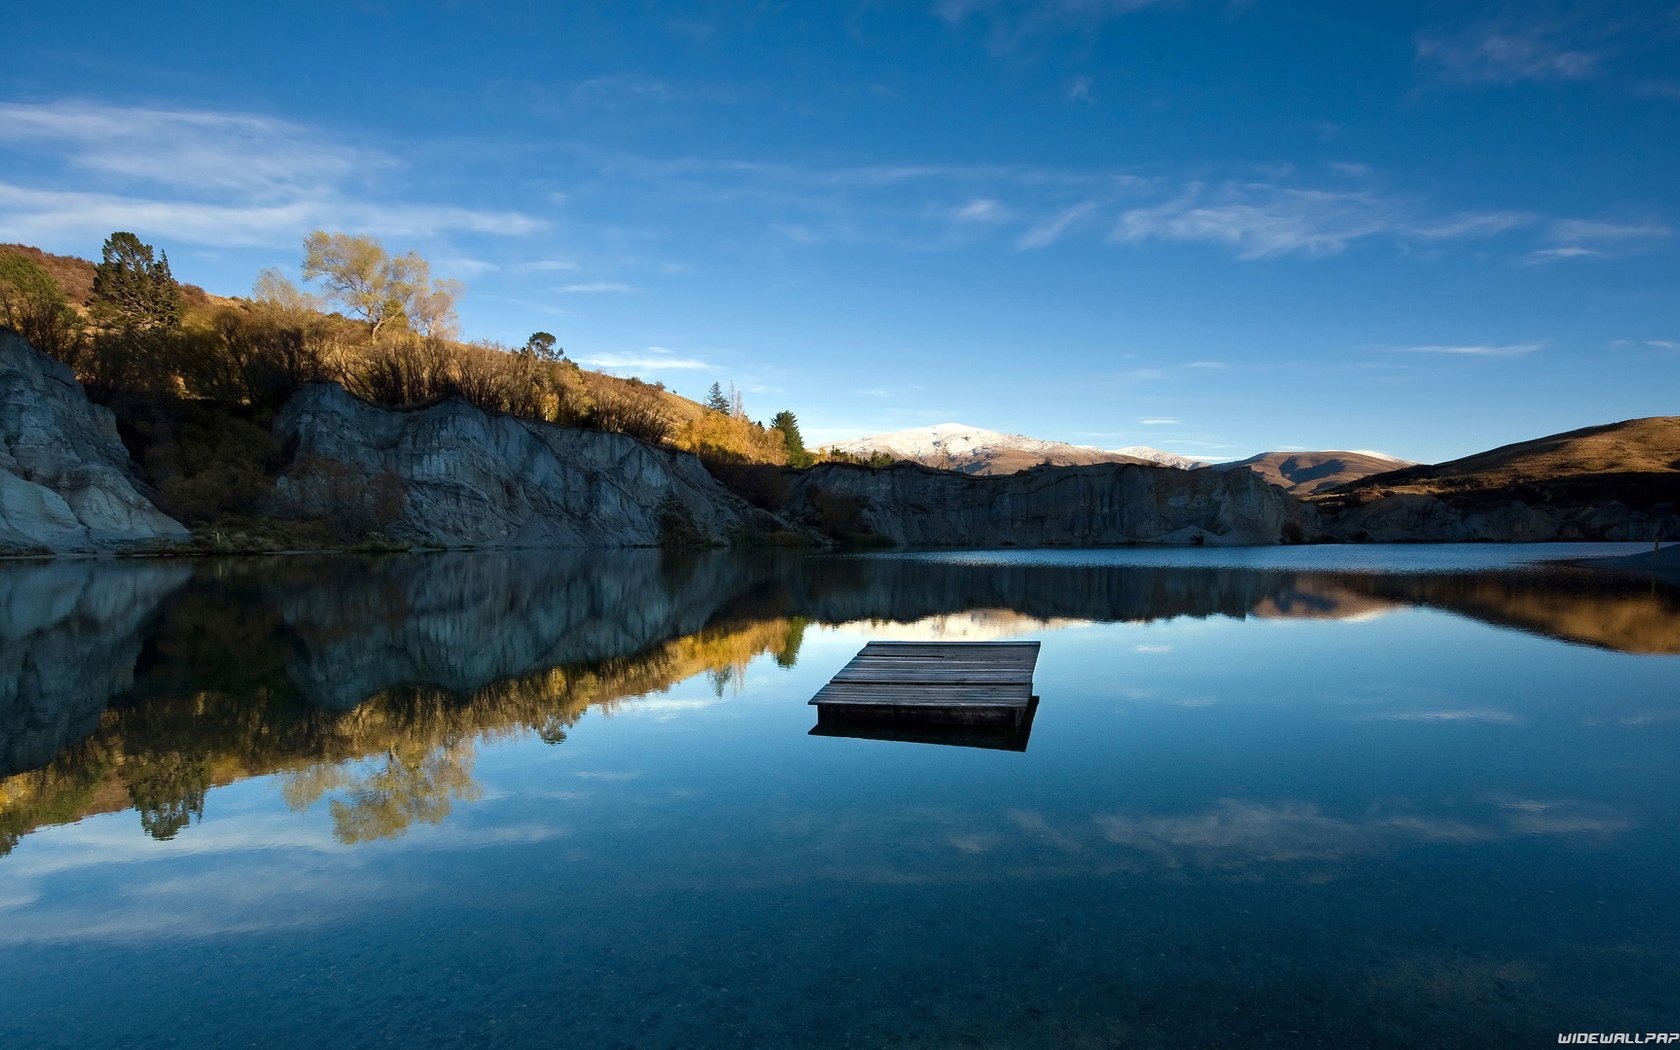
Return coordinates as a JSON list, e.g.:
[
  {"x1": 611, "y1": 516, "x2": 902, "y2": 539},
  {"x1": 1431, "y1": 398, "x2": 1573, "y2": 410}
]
[
  {"x1": 91, "y1": 232, "x2": 181, "y2": 331},
  {"x1": 704, "y1": 382, "x2": 730, "y2": 412},
  {"x1": 770, "y1": 410, "x2": 812, "y2": 467}
]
